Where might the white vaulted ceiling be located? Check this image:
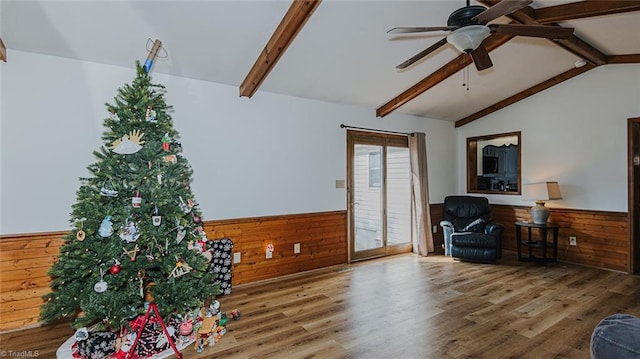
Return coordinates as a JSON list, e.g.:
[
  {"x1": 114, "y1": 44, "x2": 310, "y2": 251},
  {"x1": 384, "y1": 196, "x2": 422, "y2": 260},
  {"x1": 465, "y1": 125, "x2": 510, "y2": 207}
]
[{"x1": 2, "y1": 0, "x2": 639, "y2": 123}]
